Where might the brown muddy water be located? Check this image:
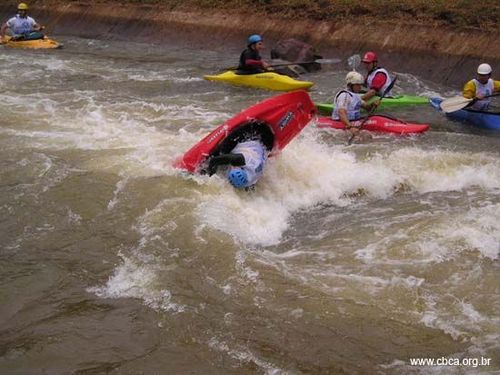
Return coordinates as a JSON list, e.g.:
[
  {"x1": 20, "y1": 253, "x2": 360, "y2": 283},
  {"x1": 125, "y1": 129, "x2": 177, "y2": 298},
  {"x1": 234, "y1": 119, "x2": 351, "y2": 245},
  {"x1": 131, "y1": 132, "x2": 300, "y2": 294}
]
[{"x1": 0, "y1": 36, "x2": 499, "y2": 374}]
